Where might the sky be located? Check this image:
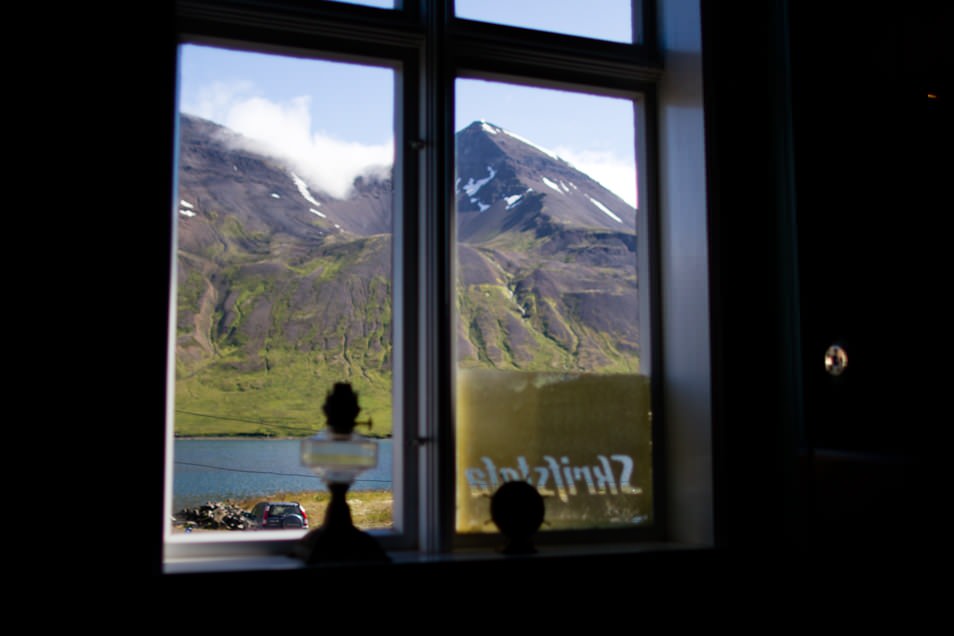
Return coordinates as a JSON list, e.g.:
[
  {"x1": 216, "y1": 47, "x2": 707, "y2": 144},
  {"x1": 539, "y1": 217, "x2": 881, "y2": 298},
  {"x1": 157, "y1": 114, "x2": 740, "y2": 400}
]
[
  {"x1": 177, "y1": 3, "x2": 638, "y2": 208},
  {"x1": 334, "y1": 0, "x2": 633, "y2": 42}
]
